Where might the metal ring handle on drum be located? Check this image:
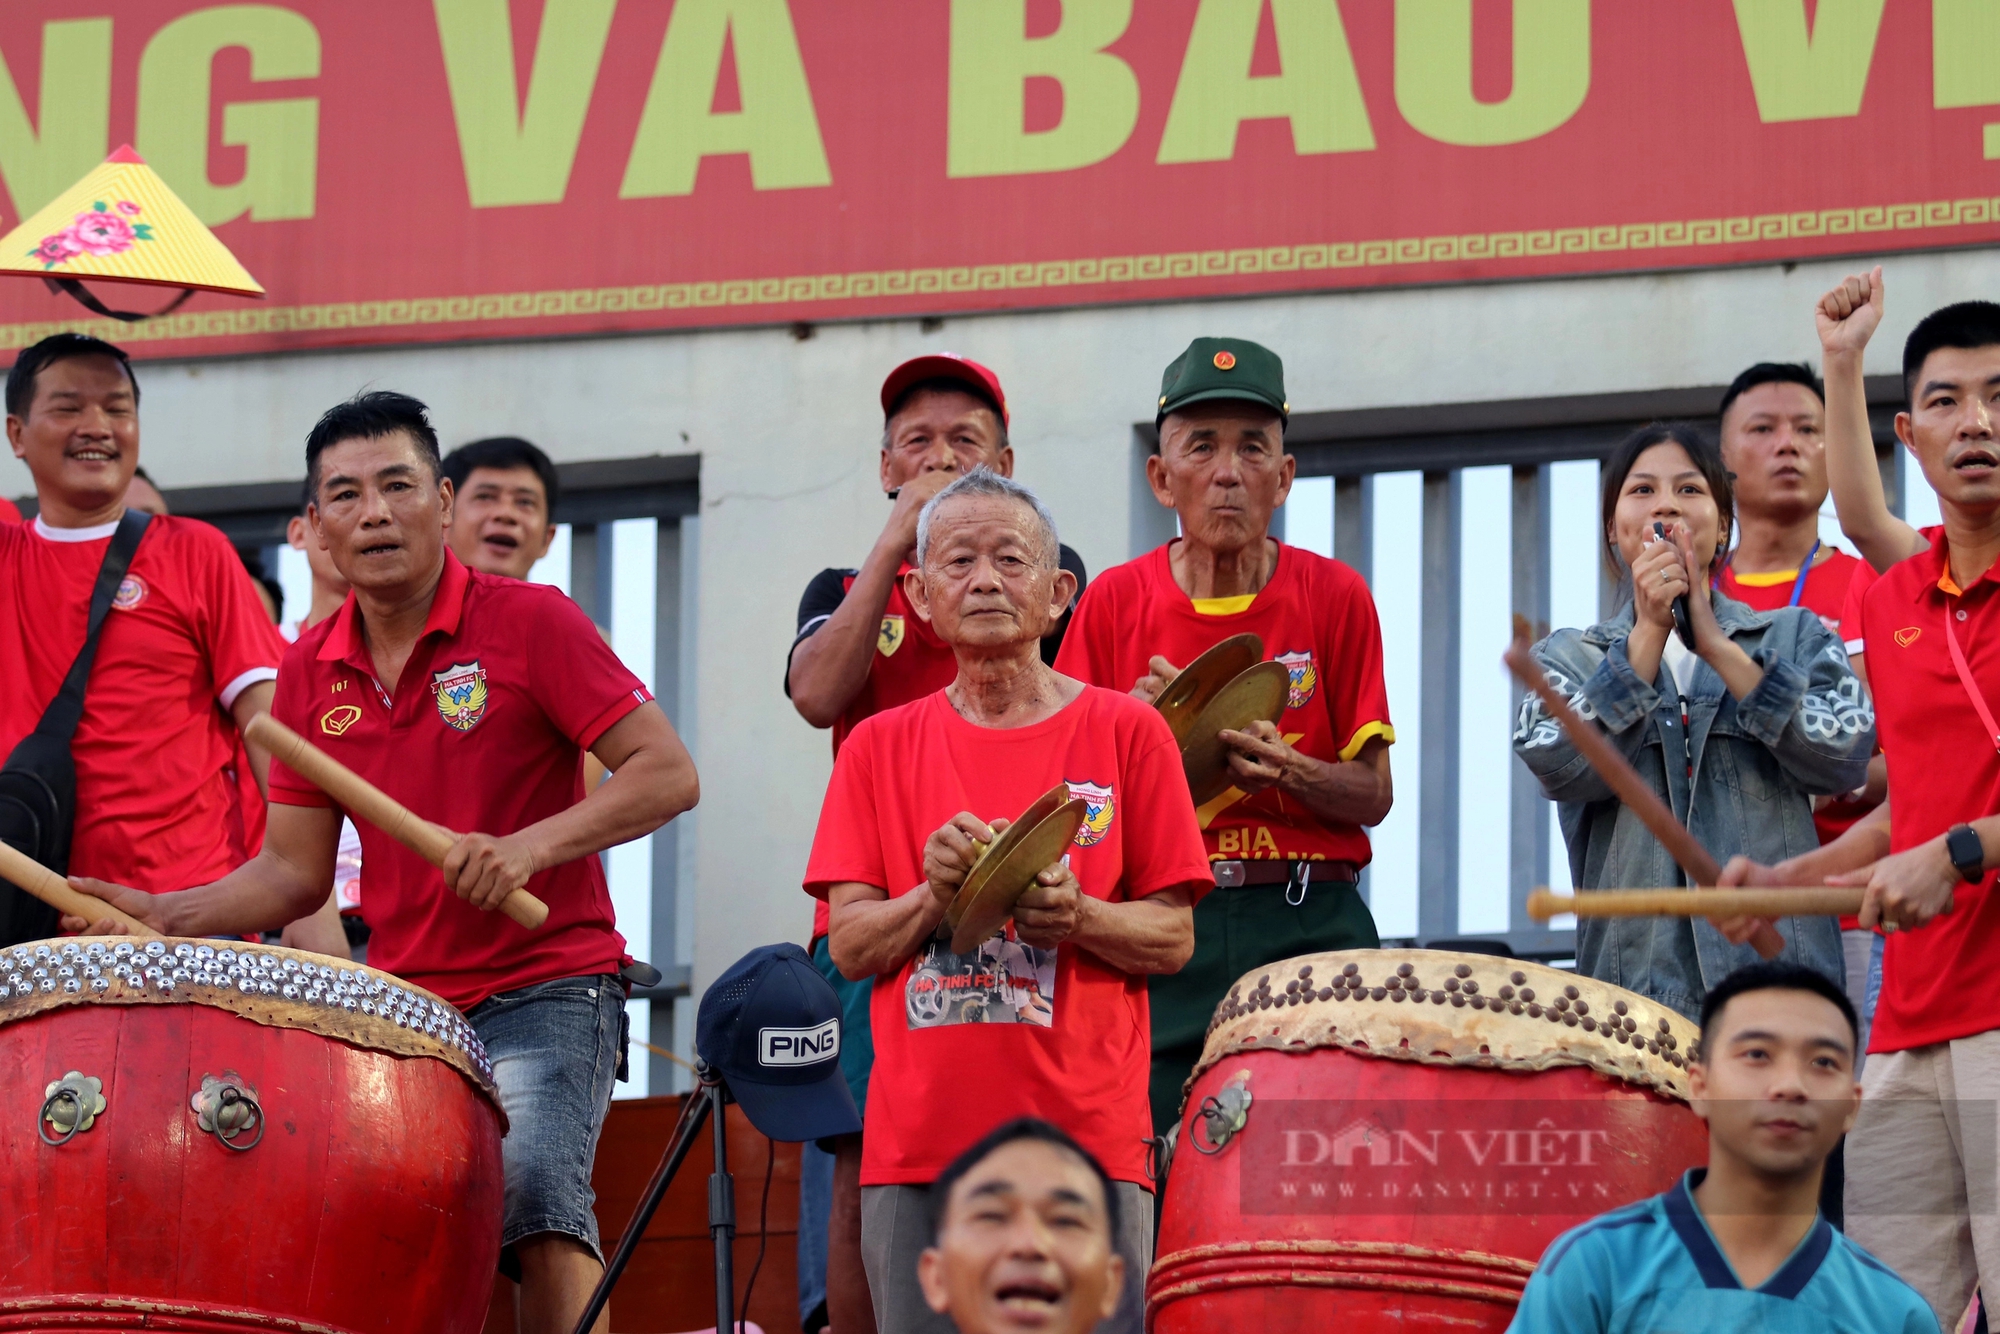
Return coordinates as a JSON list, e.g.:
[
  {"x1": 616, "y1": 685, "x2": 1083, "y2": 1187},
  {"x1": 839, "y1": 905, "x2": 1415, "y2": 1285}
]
[
  {"x1": 38, "y1": 1088, "x2": 82, "y2": 1147},
  {"x1": 211, "y1": 1085, "x2": 264, "y2": 1152}
]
